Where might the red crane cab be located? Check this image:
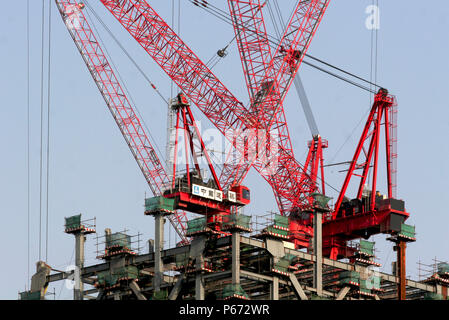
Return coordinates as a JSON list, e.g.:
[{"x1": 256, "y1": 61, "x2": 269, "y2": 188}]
[{"x1": 229, "y1": 185, "x2": 250, "y2": 205}]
